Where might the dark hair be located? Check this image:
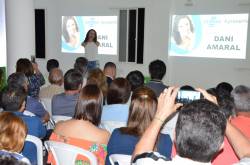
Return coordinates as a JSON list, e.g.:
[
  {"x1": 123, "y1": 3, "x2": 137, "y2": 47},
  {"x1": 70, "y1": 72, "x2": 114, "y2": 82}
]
[
  {"x1": 176, "y1": 99, "x2": 226, "y2": 162},
  {"x1": 126, "y1": 70, "x2": 144, "y2": 91},
  {"x1": 83, "y1": 29, "x2": 98, "y2": 44},
  {"x1": 7, "y1": 73, "x2": 27, "y2": 93},
  {"x1": 216, "y1": 82, "x2": 233, "y2": 96},
  {"x1": 62, "y1": 16, "x2": 79, "y2": 42},
  {"x1": 120, "y1": 86, "x2": 157, "y2": 136},
  {"x1": 173, "y1": 15, "x2": 194, "y2": 45},
  {"x1": 104, "y1": 62, "x2": 116, "y2": 69},
  {"x1": 149, "y1": 60, "x2": 166, "y2": 80},
  {"x1": 206, "y1": 88, "x2": 218, "y2": 97},
  {"x1": 107, "y1": 78, "x2": 131, "y2": 104},
  {"x1": 64, "y1": 69, "x2": 83, "y2": 91},
  {"x1": 180, "y1": 85, "x2": 195, "y2": 91},
  {"x1": 46, "y1": 59, "x2": 59, "y2": 72},
  {"x1": 1, "y1": 91, "x2": 27, "y2": 112},
  {"x1": 74, "y1": 84, "x2": 103, "y2": 126},
  {"x1": 231, "y1": 85, "x2": 250, "y2": 112},
  {"x1": 216, "y1": 89, "x2": 235, "y2": 119},
  {"x1": 16, "y1": 58, "x2": 34, "y2": 77},
  {"x1": 74, "y1": 57, "x2": 88, "y2": 75},
  {"x1": 0, "y1": 155, "x2": 28, "y2": 165}
]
